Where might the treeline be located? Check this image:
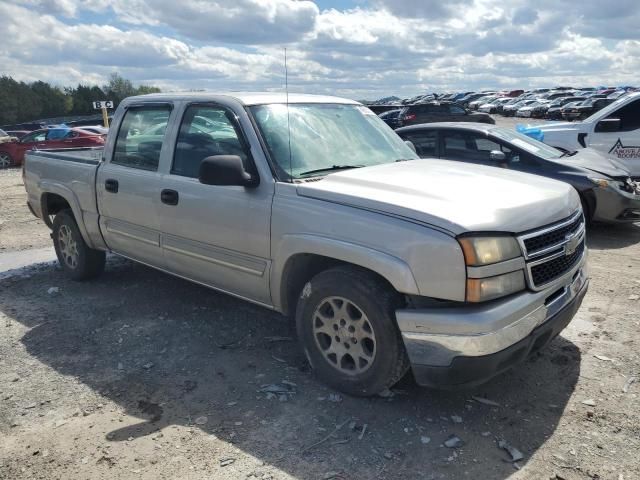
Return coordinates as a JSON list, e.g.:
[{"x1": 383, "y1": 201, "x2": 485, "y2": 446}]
[{"x1": 0, "y1": 73, "x2": 161, "y2": 125}]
